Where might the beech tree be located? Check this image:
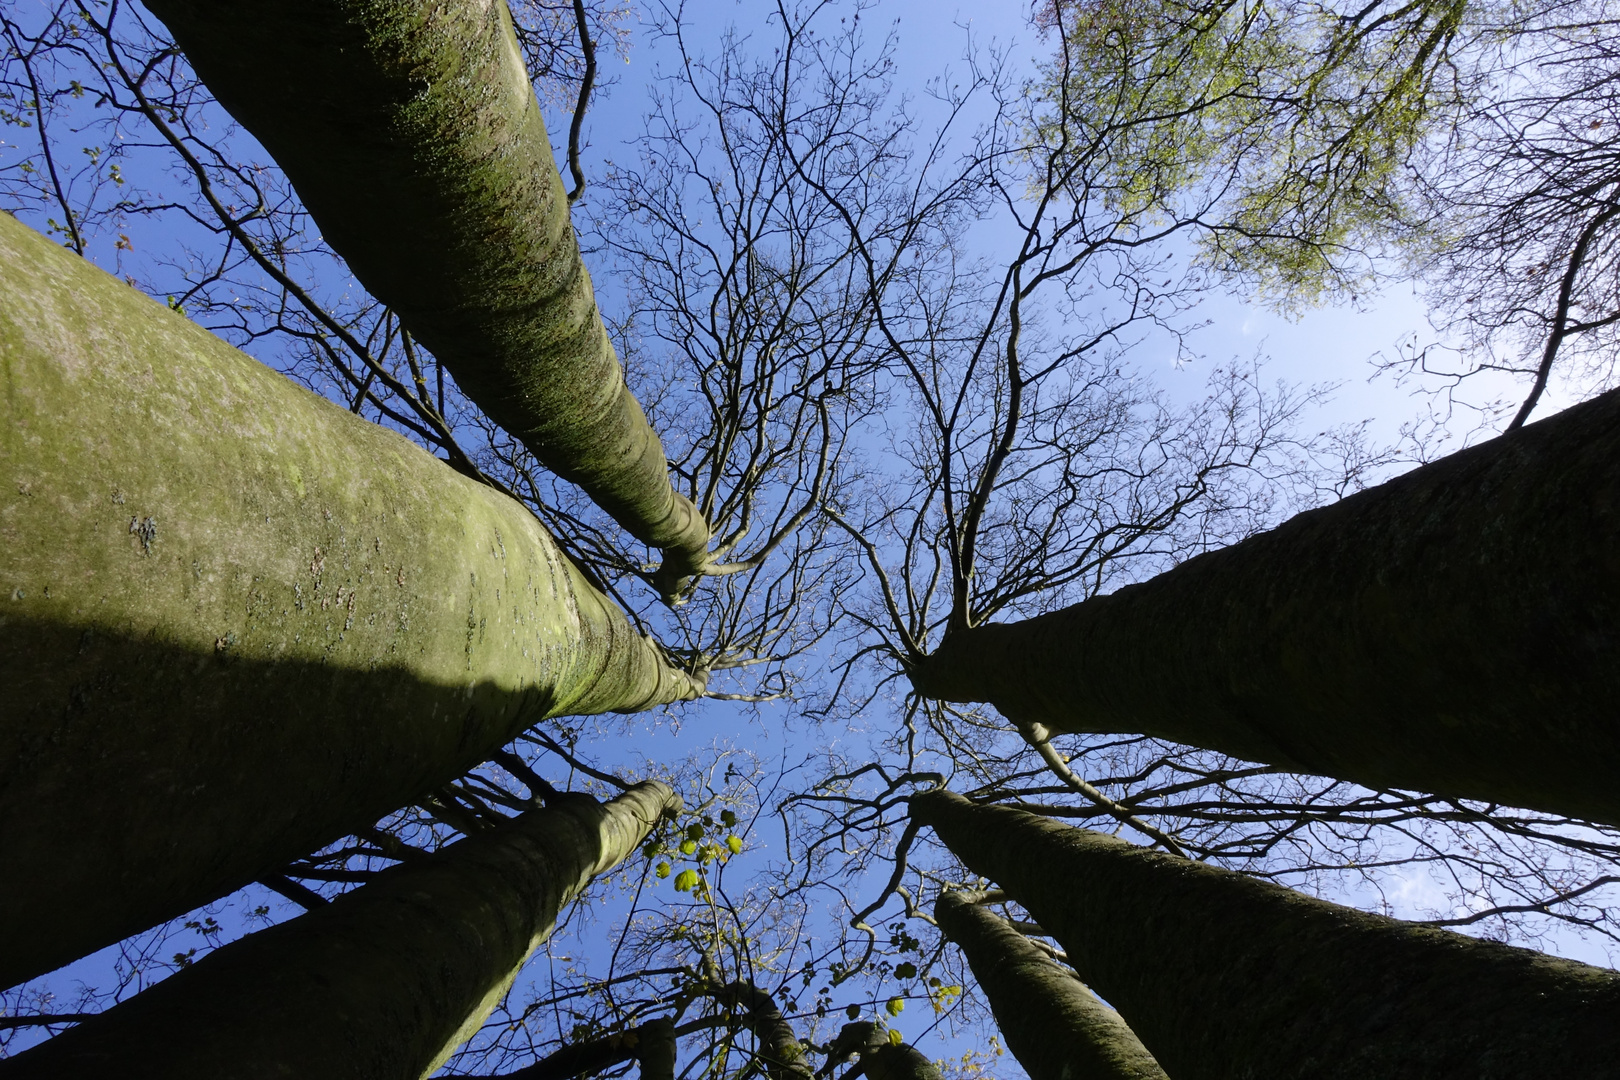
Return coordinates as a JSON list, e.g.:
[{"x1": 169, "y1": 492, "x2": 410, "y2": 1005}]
[
  {"x1": 1, "y1": 0, "x2": 840, "y2": 993},
  {"x1": 0, "y1": 211, "x2": 700, "y2": 988},
  {"x1": 140, "y1": 0, "x2": 715, "y2": 597},
  {"x1": 933, "y1": 891, "x2": 1165, "y2": 1080},
  {"x1": 910, "y1": 381, "x2": 1620, "y2": 825},
  {"x1": 0, "y1": 783, "x2": 680, "y2": 1078},
  {"x1": 6, "y1": 0, "x2": 1620, "y2": 1073},
  {"x1": 913, "y1": 789, "x2": 1620, "y2": 1078}
]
